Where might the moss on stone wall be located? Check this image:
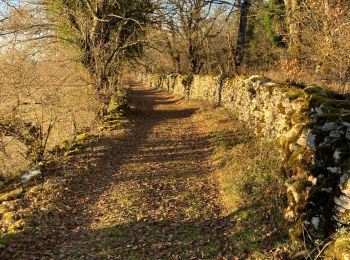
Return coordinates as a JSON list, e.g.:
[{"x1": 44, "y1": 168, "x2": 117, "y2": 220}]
[{"x1": 142, "y1": 73, "x2": 350, "y2": 253}]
